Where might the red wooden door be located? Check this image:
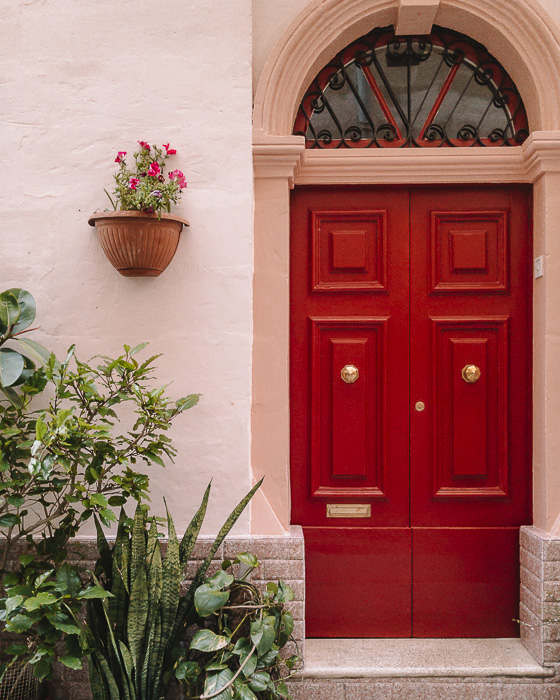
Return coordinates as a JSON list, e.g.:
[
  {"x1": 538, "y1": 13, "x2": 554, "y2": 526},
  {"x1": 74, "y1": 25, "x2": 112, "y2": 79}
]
[{"x1": 290, "y1": 185, "x2": 532, "y2": 638}]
